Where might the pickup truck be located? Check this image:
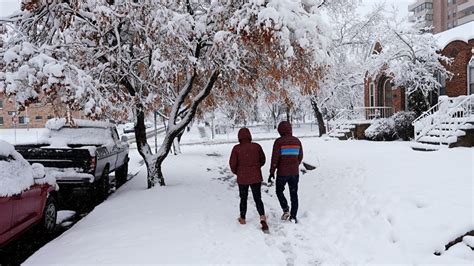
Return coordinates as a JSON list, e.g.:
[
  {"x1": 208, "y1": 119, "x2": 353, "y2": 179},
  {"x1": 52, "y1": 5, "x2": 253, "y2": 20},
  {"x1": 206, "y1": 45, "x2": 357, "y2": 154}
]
[{"x1": 15, "y1": 118, "x2": 129, "y2": 201}]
